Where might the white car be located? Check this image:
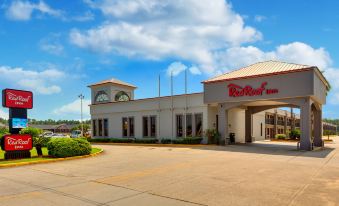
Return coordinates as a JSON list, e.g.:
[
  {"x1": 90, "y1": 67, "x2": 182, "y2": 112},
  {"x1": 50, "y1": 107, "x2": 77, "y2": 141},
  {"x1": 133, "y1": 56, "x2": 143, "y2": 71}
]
[
  {"x1": 51, "y1": 133, "x2": 70, "y2": 138},
  {"x1": 41, "y1": 131, "x2": 54, "y2": 138},
  {"x1": 71, "y1": 130, "x2": 82, "y2": 138}
]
